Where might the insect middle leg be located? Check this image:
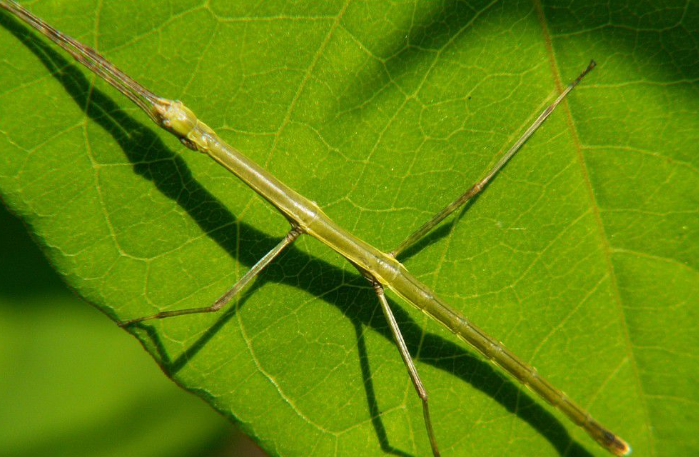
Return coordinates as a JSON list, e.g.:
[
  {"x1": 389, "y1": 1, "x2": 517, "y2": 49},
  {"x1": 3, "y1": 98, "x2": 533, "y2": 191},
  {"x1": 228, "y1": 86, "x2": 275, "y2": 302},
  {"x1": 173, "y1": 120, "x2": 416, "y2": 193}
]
[{"x1": 119, "y1": 226, "x2": 302, "y2": 326}]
